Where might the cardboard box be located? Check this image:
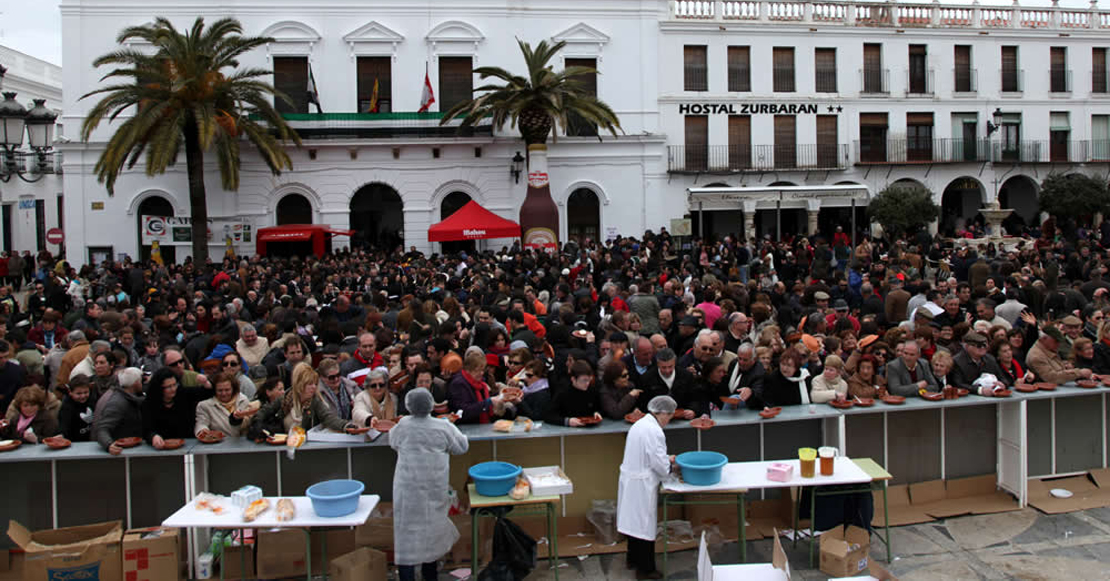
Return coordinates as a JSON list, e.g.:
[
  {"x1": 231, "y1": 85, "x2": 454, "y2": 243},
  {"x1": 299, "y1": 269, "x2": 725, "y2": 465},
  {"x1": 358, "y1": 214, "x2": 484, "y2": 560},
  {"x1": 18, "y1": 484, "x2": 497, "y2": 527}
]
[
  {"x1": 219, "y1": 544, "x2": 254, "y2": 580},
  {"x1": 328, "y1": 547, "x2": 387, "y2": 581},
  {"x1": 7, "y1": 520, "x2": 123, "y2": 581},
  {"x1": 818, "y1": 525, "x2": 870, "y2": 578},
  {"x1": 522, "y1": 466, "x2": 574, "y2": 496},
  {"x1": 354, "y1": 502, "x2": 393, "y2": 551},
  {"x1": 255, "y1": 528, "x2": 355, "y2": 578},
  {"x1": 122, "y1": 527, "x2": 181, "y2": 581}
]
